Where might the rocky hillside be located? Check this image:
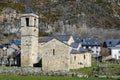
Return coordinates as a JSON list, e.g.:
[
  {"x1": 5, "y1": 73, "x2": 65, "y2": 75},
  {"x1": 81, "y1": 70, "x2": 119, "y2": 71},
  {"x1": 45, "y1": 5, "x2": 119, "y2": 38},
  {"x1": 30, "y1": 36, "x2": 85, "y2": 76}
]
[
  {"x1": 1, "y1": 0, "x2": 120, "y2": 28},
  {"x1": 0, "y1": 0, "x2": 120, "y2": 42},
  {"x1": 17, "y1": 0, "x2": 120, "y2": 29}
]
